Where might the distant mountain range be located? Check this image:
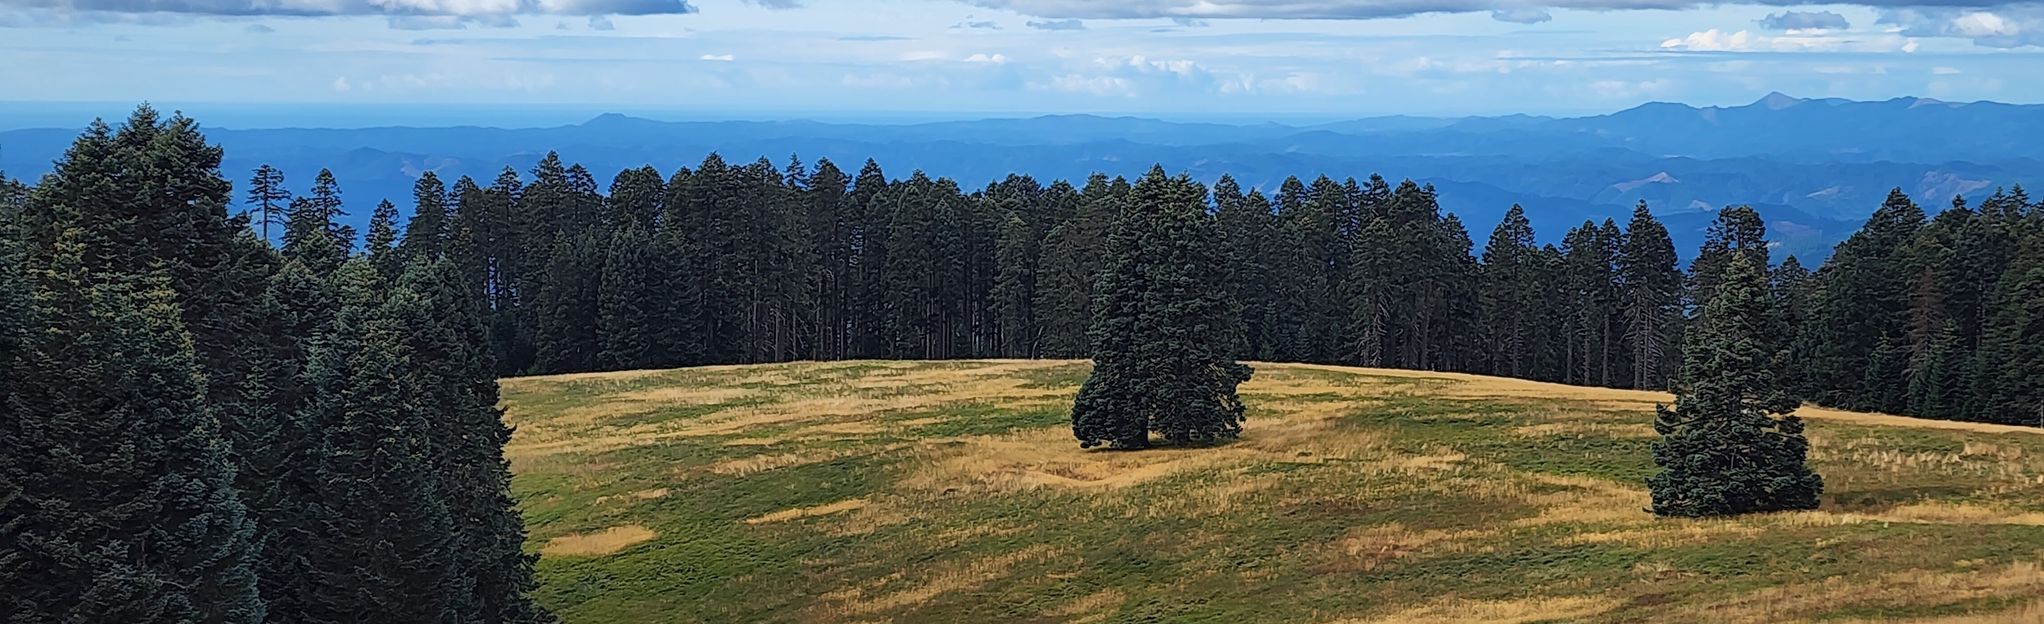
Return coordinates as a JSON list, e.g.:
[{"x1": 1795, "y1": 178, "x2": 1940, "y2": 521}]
[{"x1": 4, "y1": 93, "x2": 2039, "y2": 262}]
